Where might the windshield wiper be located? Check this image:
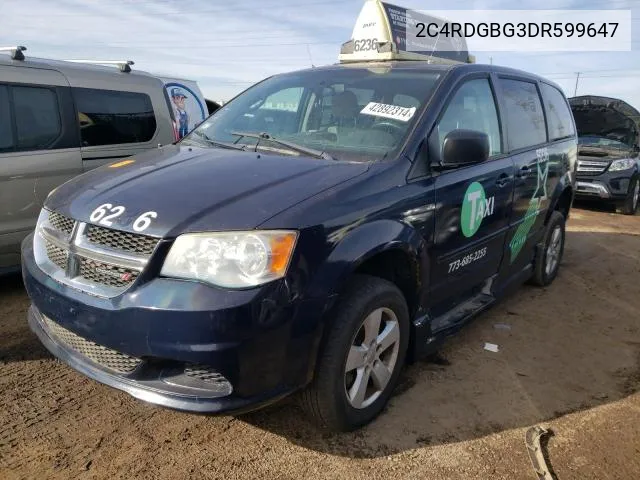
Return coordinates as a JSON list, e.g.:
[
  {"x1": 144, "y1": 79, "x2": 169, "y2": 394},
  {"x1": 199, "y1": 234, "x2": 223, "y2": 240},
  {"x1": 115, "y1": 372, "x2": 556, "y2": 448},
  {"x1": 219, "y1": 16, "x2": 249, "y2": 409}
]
[
  {"x1": 188, "y1": 131, "x2": 246, "y2": 151},
  {"x1": 230, "y1": 131, "x2": 335, "y2": 160}
]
